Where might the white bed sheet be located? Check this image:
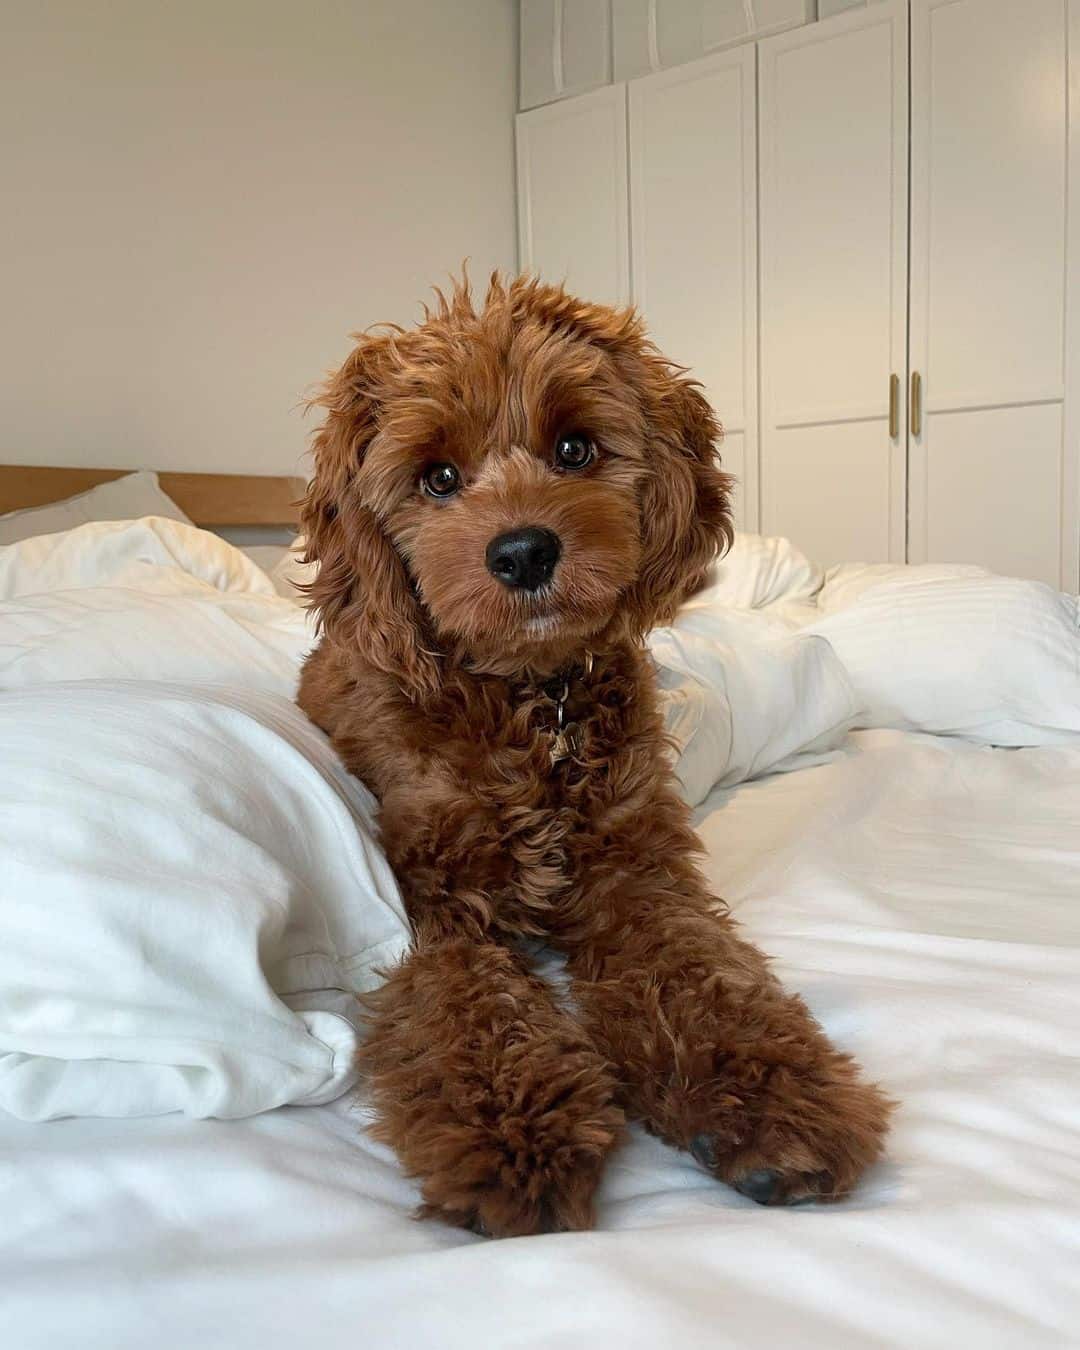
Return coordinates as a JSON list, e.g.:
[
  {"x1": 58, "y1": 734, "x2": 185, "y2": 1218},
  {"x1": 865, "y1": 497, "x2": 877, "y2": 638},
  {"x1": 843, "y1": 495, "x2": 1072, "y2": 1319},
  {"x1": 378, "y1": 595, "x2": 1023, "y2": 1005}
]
[{"x1": 4, "y1": 728, "x2": 1078, "y2": 1350}]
